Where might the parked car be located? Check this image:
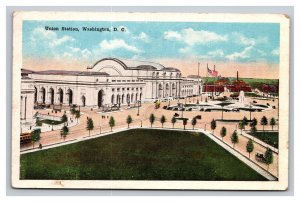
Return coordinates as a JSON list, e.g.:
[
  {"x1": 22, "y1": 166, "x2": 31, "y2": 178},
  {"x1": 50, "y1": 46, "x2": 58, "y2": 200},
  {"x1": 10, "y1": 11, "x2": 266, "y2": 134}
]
[
  {"x1": 195, "y1": 115, "x2": 202, "y2": 119},
  {"x1": 255, "y1": 153, "x2": 266, "y2": 163},
  {"x1": 174, "y1": 113, "x2": 179, "y2": 117}
]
